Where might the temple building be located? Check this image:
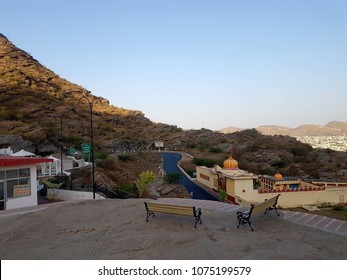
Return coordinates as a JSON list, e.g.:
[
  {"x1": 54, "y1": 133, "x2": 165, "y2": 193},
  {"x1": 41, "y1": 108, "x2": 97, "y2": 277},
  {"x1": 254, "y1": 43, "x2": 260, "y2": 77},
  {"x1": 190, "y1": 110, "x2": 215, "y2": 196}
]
[
  {"x1": 196, "y1": 155, "x2": 258, "y2": 204},
  {"x1": 196, "y1": 155, "x2": 347, "y2": 208}
]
